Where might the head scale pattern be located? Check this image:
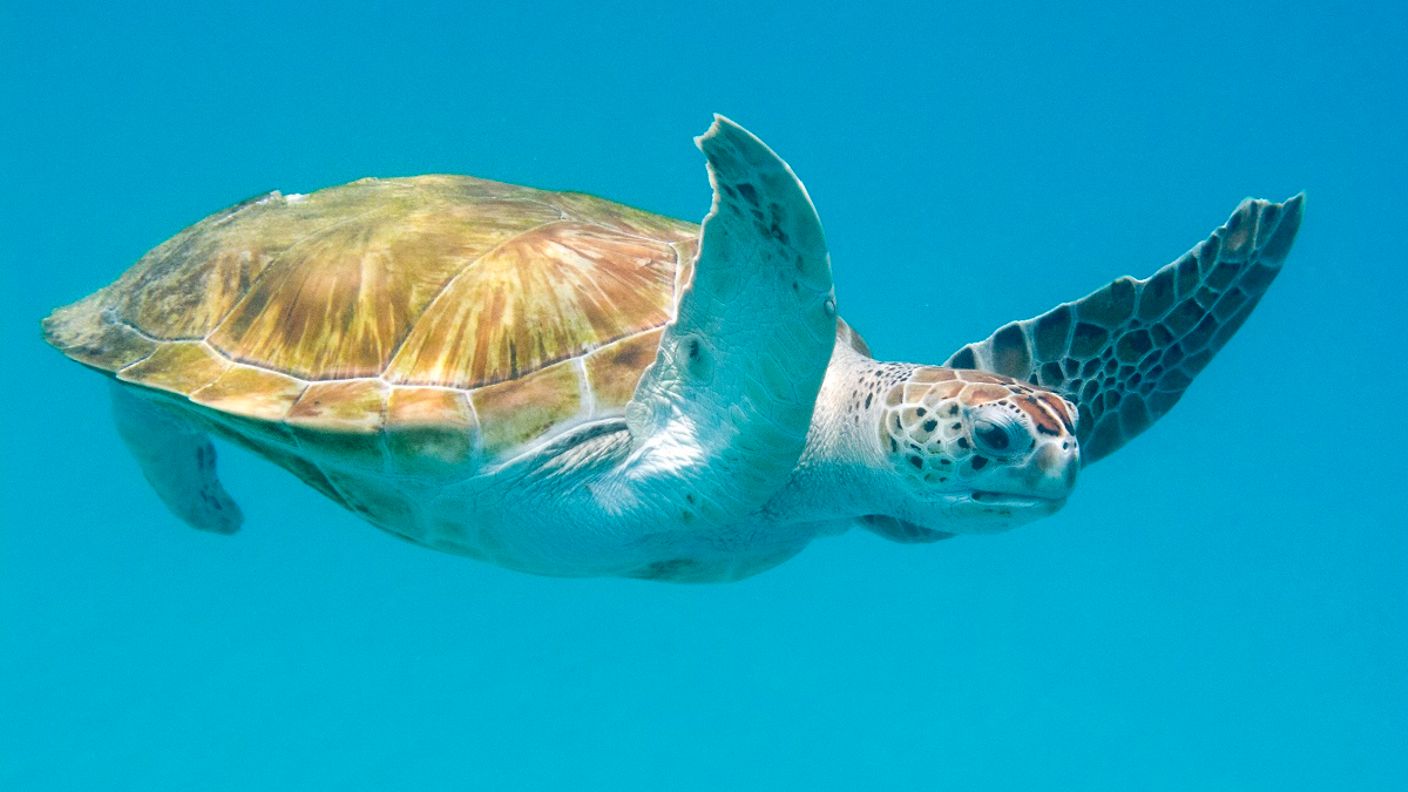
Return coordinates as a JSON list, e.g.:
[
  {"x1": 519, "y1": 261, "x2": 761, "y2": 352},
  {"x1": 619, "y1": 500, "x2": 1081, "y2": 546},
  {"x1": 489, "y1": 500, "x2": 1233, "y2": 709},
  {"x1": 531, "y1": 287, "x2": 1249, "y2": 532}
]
[{"x1": 878, "y1": 367, "x2": 1078, "y2": 497}]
